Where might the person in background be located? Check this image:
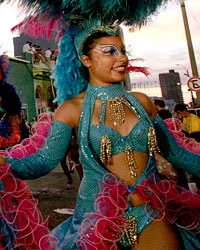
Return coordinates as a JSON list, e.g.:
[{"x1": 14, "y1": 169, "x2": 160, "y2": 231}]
[
  {"x1": 32, "y1": 44, "x2": 37, "y2": 62},
  {"x1": 22, "y1": 41, "x2": 31, "y2": 53},
  {"x1": 45, "y1": 48, "x2": 52, "y2": 67},
  {"x1": 174, "y1": 103, "x2": 200, "y2": 189},
  {"x1": 154, "y1": 99, "x2": 179, "y2": 185},
  {"x1": 0, "y1": 54, "x2": 22, "y2": 149},
  {"x1": 174, "y1": 103, "x2": 200, "y2": 142},
  {"x1": 0, "y1": 113, "x2": 22, "y2": 149},
  {"x1": 154, "y1": 99, "x2": 172, "y2": 120},
  {"x1": 45, "y1": 48, "x2": 52, "y2": 59},
  {"x1": 60, "y1": 134, "x2": 83, "y2": 189},
  {"x1": 19, "y1": 117, "x2": 31, "y2": 142}
]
